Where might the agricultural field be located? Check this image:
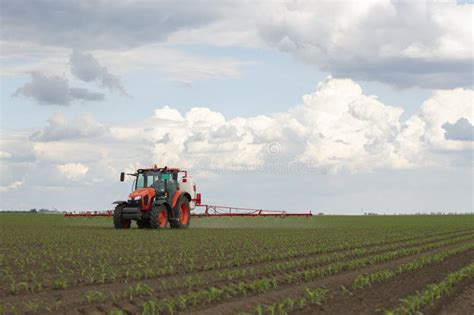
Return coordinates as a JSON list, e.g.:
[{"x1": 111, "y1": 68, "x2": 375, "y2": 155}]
[{"x1": 0, "y1": 214, "x2": 473, "y2": 315}]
